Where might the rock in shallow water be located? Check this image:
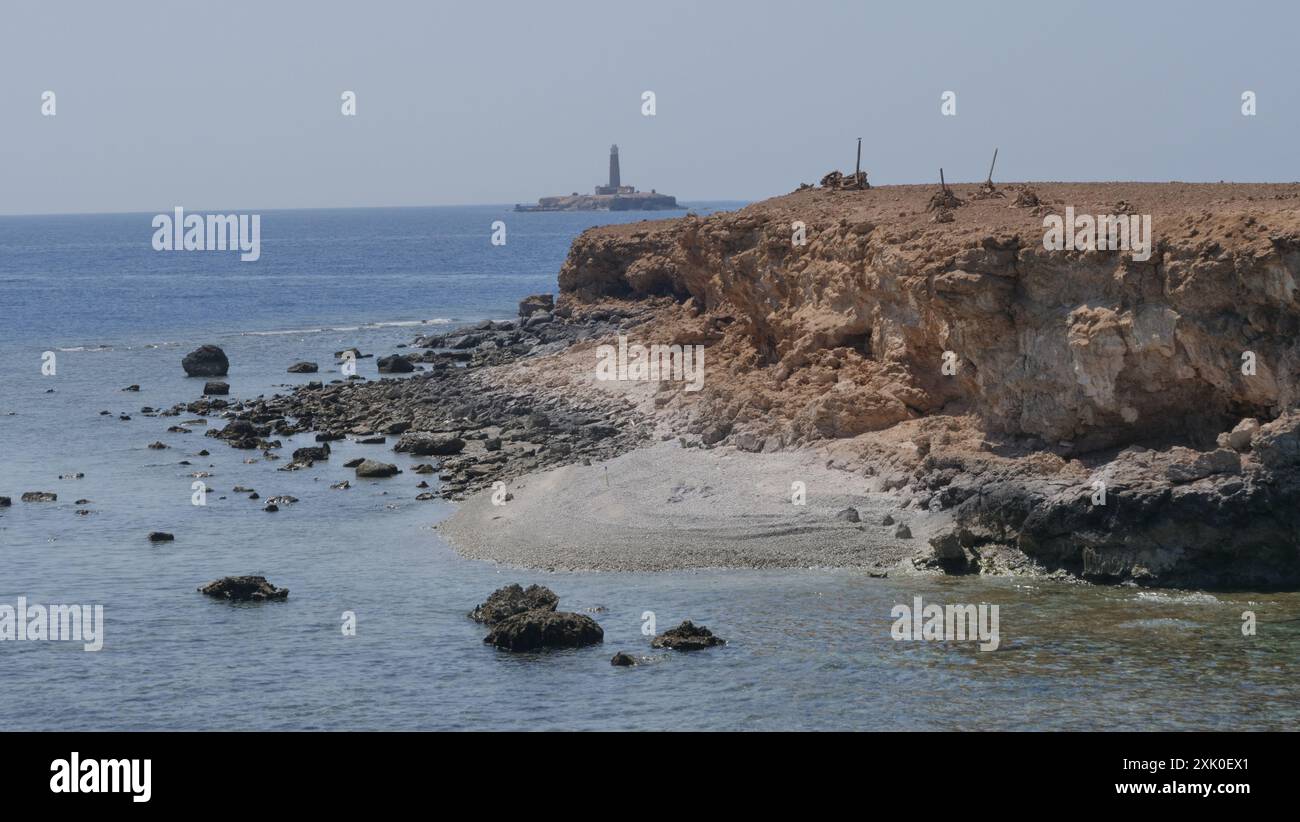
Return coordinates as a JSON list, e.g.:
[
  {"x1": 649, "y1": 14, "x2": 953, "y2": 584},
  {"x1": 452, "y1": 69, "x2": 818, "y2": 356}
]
[
  {"x1": 377, "y1": 354, "x2": 415, "y2": 373},
  {"x1": 469, "y1": 583, "x2": 559, "y2": 625},
  {"x1": 22, "y1": 491, "x2": 57, "y2": 502},
  {"x1": 148, "y1": 531, "x2": 174, "y2": 542},
  {"x1": 182, "y1": 345, "x2": 229, "y2": 377},
  {"x1": 483, "y1": 610, "x2": 603, "y2": 651},
  {"x1": 610, "y1": 651, "x2": 637, "y2": 667},
  {"x1": 354, "y1": 459, "x2": 399, "y2": 478},
  {"x1": 197, "y1": 575, "x2": 288, "y2": 601},
  {"x1": 651, "y1": 620, "x2": 726, "y2": 651}
]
